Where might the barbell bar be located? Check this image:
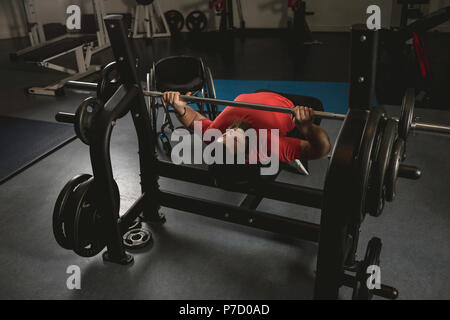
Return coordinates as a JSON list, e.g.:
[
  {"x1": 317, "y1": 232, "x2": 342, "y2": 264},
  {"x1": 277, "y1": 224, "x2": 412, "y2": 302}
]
[
  {"x1": 144, "y1": 90, "x2": 450, "y2": 134},
  {"x1": 144, "y1": 90, "x2": 344, "y2": 119},
  {"x1": 65, "y1": 80, "x2": 450, "y2": 134}
]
